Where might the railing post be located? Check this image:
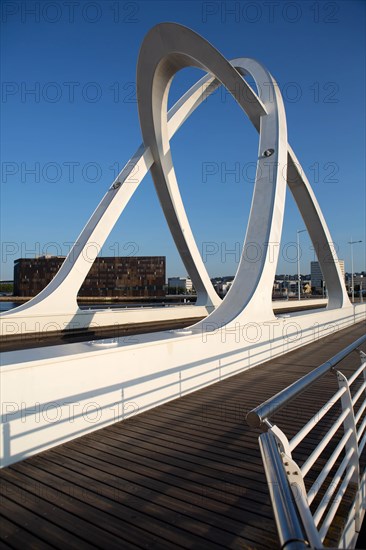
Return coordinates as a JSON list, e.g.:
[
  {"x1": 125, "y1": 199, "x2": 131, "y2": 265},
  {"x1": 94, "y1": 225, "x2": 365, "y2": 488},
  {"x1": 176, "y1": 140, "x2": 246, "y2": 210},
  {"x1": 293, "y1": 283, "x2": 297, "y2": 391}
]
[{"x1": 334, "y1": 369, "x2": 361, "y2": 531}]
